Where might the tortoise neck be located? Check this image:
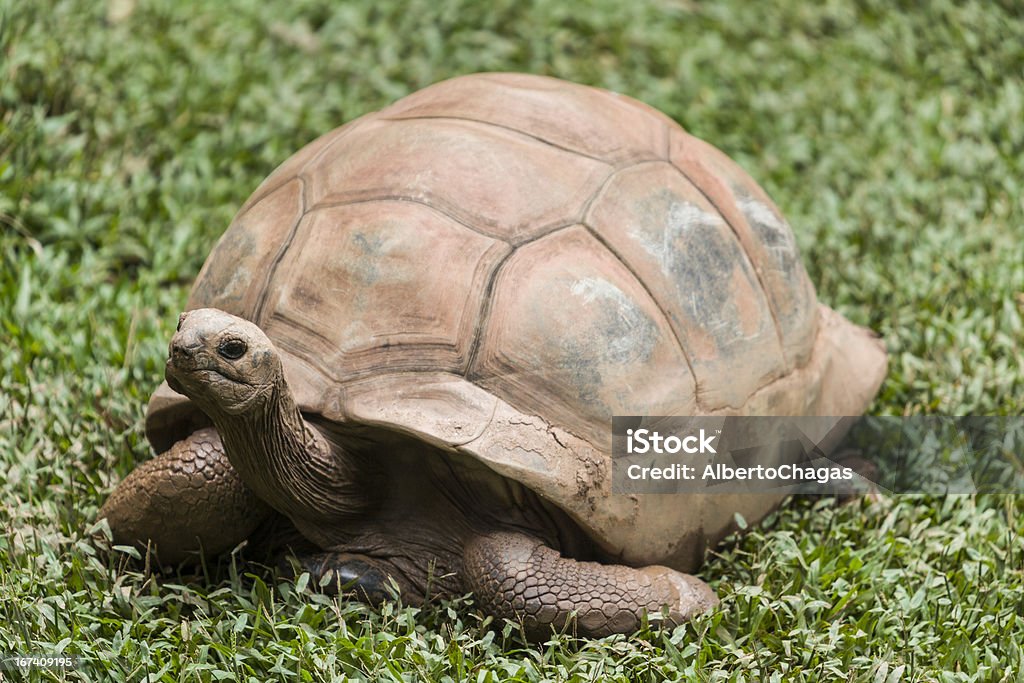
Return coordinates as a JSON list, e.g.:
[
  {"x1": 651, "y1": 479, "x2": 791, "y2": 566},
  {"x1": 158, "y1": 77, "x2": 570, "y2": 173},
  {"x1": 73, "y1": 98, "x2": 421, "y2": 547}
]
[{"x1": 213, "y1": 379, "x2": 368, "y2": 522}]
